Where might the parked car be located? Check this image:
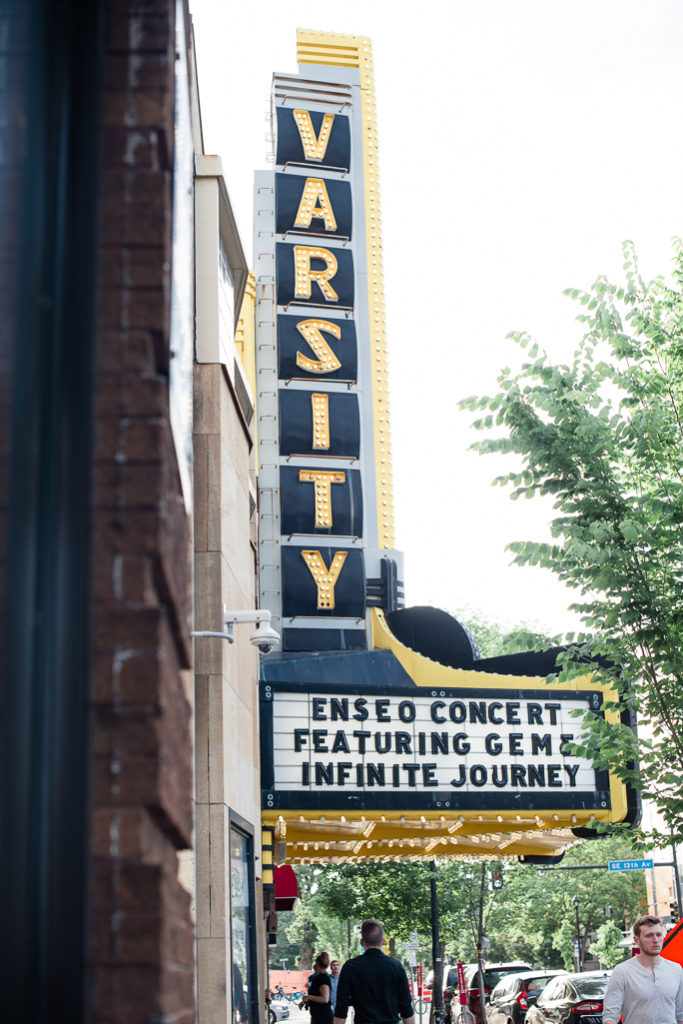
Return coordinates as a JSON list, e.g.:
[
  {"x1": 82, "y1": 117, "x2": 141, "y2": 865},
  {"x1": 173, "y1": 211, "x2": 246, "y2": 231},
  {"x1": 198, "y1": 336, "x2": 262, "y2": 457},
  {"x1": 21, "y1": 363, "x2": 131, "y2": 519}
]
[
  {"x1": 525, "y1": 971, "x2": 611, "y2": 1024},
  {"x1": 451, "y1": 963, "x2": 533, "y2": 1024},
  {"x1": 486, "y1": 971, "x2": 566, "y2": 1024},
  {"x1": 270, "y1": 1000, "x2": 291, "y2": 1022}
]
